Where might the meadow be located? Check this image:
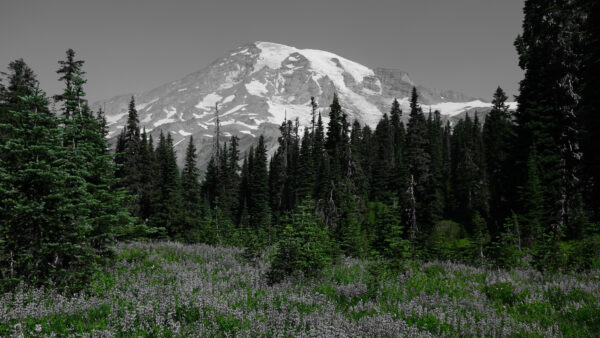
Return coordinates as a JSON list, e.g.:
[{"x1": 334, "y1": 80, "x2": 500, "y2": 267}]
[{"x1": 1, "y1": 241, "x2": 599, "y2": 337}]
